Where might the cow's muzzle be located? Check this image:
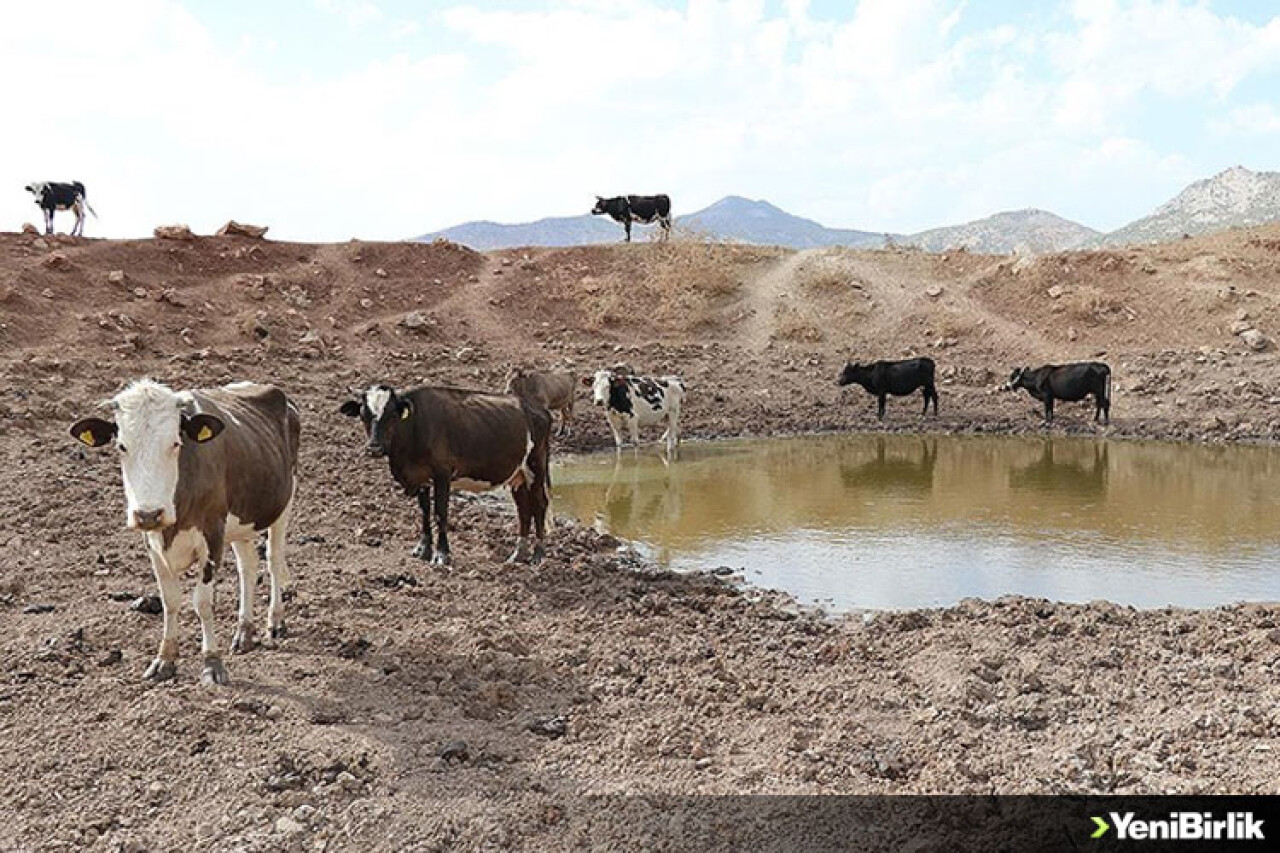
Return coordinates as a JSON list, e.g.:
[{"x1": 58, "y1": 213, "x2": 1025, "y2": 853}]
[
  {"x1": 366, "y1": 444, "x2": 387, "y2": 459},
  {"x1": 131, "y1": 508, "x2": 167, "y2": 531}
]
